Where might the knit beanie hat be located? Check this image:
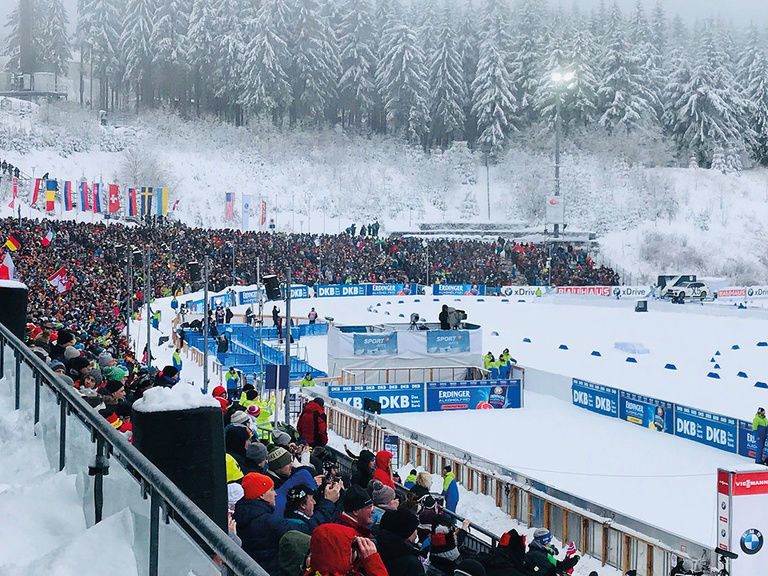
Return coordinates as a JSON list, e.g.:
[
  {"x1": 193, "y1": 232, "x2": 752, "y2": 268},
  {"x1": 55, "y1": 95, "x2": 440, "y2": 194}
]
[
  {"x1": 342, "y1": 484, "x2": 373, "y2": 513},
  {"x1": 69, "y1": 356, "x2": 90, "y2": 373},
  {"x1": 246, "y1": 441, "x2": 268, "y2": 464},
  {"x1": 64, "y1": 346, "x2": 81, "y2": 360},
  {"x1": 272, "y1": 429, "x2": 291, "y2": 447},
  {"x1": 102, "y1": 365, "x2": 127, "y2": 382},
  {"x1": 84, "y1": 369, "x2": 103, "y2": 386},
  {"x1": 380, "y1": 509, "x2": 419, "y2": 540},
  {"x1": 268, "y1": 446, "x2": 292, "y2": 472},
  {"x1": 98, "y1": 352, "x2": 115, "y2": 368},
  {"x1": 104, "y1": 379, "x2": 124, "y2": 394},
  {"x1": 230, "y1": 410, "x2": 250, "y2": 426},
  {"x1": 533, "y1": 528, "x2": 552, "y2": 545},
  {"x1": 57, "y1": 329, "x2": 75, "y2": 346},
  {"x1": 247, "y1": 404, "x2": 261, "y2": 417},
  {"x1": 371, "y1": 480, "x2": 396, "y2": 506},
  {"x1": 161, "y1": 365, "x2": 178, "y2": 378},
  {"x1": 227, "y1": 482, "x2": 244, "y2": 509},
  {"x1": 454, "y1": 559, "x2": 487, "y2": 576},
  {"x1": 49, "y1": 361, "x2": 65, "y2": 372},
  {"x1": 242, "y1": 472, "x2": 274, "y2": 500}
]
